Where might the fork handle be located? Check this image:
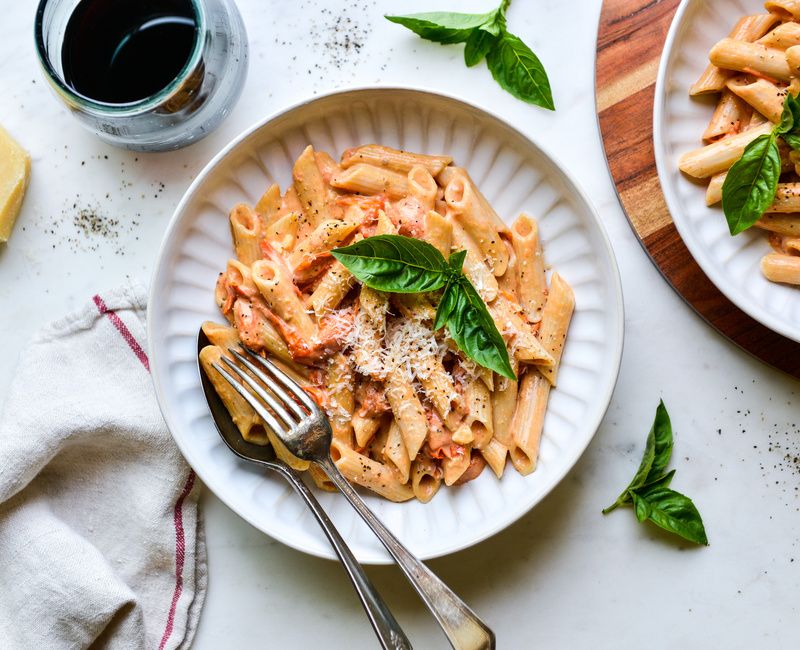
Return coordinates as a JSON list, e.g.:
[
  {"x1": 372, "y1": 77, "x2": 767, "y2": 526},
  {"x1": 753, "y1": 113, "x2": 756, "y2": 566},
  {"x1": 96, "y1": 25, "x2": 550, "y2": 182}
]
[
  {"x1": 278, "y1": 465, "x2": 412, "y2": 650},
  {"x1": 318, "y1": 457, "x2": 495, "y2": 650}
]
